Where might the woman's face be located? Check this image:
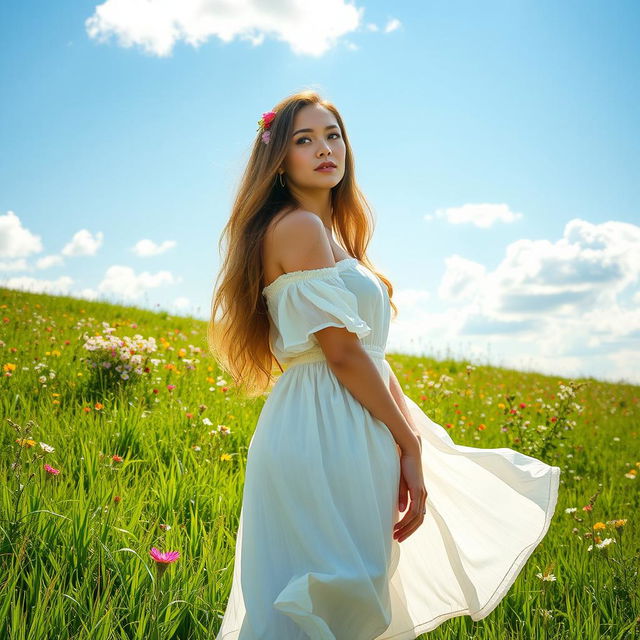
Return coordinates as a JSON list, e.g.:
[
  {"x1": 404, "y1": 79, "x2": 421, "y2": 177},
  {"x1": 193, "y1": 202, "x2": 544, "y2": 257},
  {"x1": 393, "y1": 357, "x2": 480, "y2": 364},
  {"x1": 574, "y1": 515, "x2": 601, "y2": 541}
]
[{"x1": 281, "y1": 104, "x2": 346, "y2": 191}]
